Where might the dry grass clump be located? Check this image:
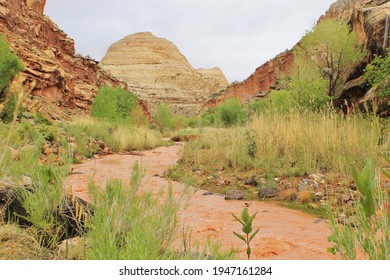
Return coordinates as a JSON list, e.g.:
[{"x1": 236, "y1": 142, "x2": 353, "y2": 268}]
[
  {"x1": 0, "y1": 225, "x2": 48, "y2": 260},
  {"x1": 297, "y1": 190, "x2": 313, "y2": 204}
]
